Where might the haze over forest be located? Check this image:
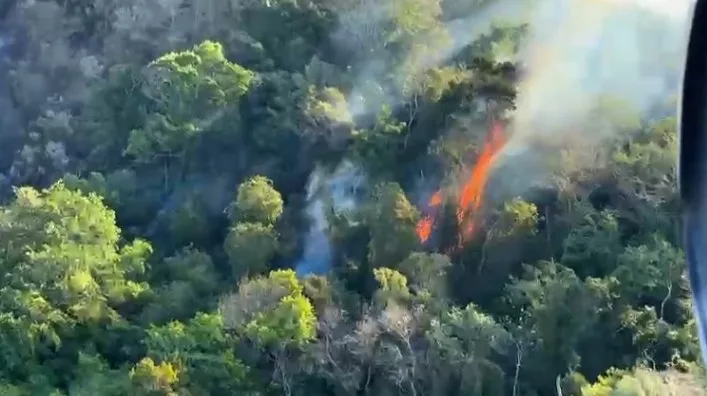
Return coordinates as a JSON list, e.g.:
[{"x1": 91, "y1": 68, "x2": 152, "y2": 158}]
[{"x1": 0, "y1": 0, "x2": 704, "y2": 394}]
